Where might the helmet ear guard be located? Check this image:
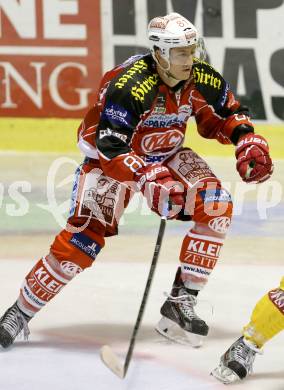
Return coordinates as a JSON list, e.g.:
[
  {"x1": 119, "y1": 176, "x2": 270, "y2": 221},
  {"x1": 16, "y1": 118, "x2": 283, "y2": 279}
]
[{"x1": 152, "y1": 44, "x2": 171, "y2": 71}]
